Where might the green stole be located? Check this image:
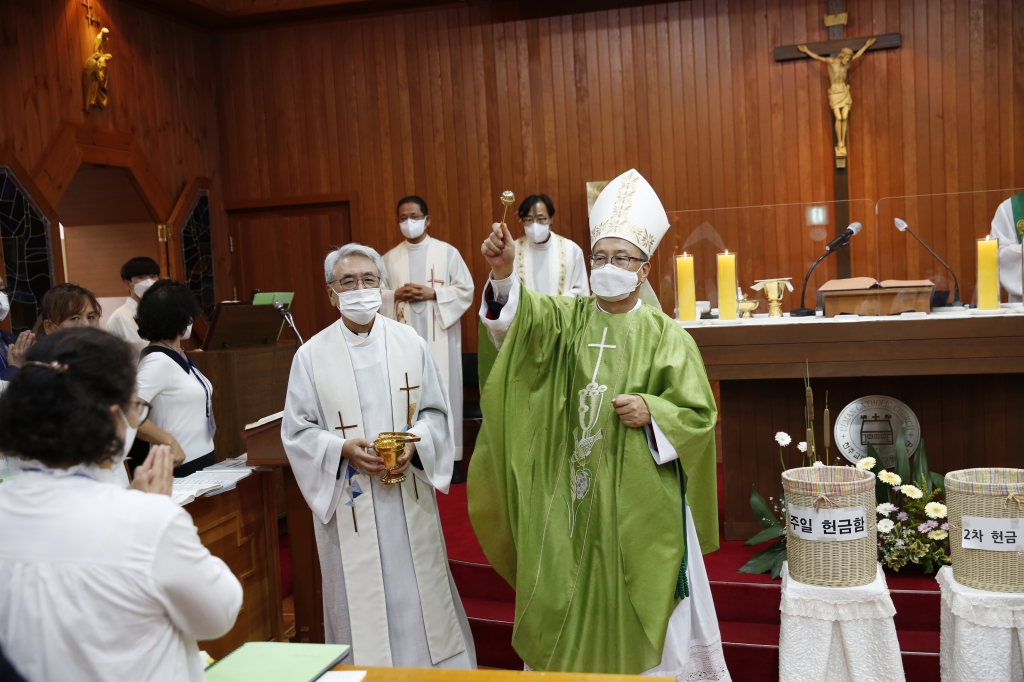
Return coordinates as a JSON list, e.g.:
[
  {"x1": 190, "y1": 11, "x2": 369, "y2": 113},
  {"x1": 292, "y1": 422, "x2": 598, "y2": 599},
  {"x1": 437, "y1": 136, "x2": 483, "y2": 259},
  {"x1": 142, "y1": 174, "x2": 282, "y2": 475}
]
[
  {"x1": 1011, "y1": 190, "x2": 1024, "y2": 244},
  {"x1": 470, "y1": 289, "x2": 719, "y2": 674}
]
